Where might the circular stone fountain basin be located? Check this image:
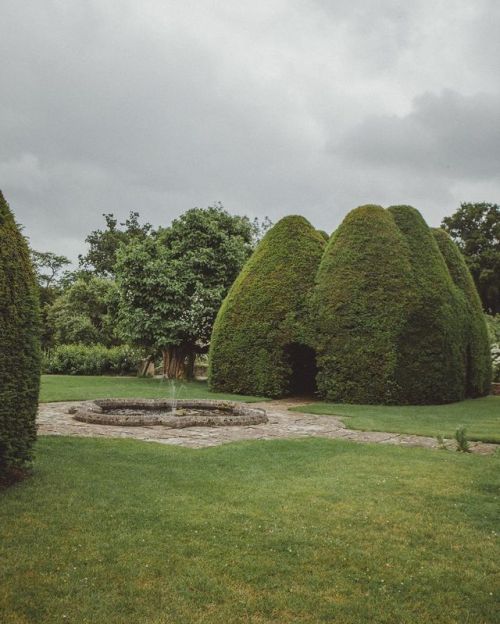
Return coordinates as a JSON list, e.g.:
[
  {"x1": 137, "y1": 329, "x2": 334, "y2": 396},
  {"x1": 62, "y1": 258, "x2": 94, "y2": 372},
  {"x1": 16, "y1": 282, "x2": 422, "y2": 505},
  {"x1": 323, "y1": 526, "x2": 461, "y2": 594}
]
[{"x1": 71, "y1": 399, "x2": 267, "y2": 428}]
